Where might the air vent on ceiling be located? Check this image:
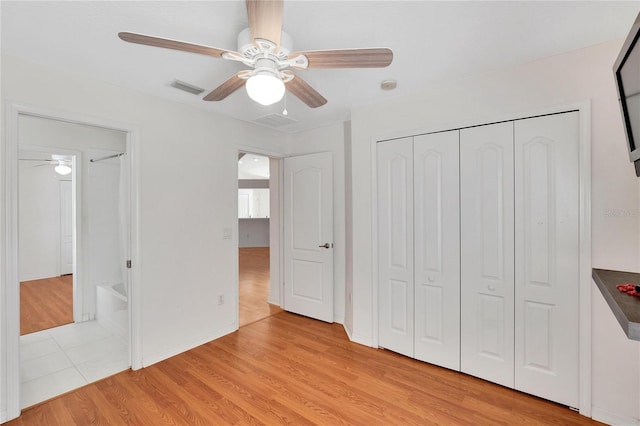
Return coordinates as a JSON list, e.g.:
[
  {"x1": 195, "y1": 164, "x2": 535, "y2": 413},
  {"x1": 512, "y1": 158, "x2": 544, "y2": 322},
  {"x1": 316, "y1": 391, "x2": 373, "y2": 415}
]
[
  {"x1": 170, "y1": 79, "x2": 205, "y2": 95},
  {"x1": 254, "y1": 113, "x2": 298, "y2": 128}
]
